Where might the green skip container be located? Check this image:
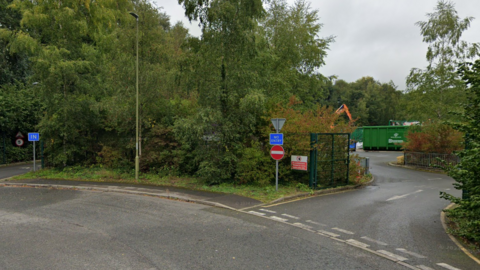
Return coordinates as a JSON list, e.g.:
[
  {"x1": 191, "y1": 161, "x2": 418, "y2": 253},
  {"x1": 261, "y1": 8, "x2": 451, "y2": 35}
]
[{"x1": 363, "y1": 126, "x2": 408, "y2": 151}]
